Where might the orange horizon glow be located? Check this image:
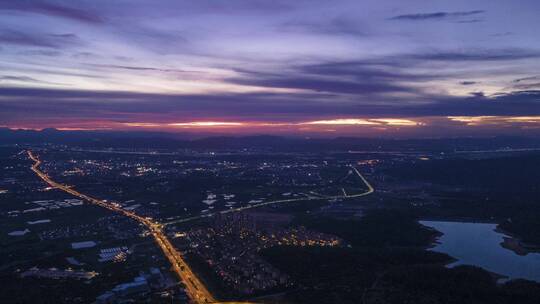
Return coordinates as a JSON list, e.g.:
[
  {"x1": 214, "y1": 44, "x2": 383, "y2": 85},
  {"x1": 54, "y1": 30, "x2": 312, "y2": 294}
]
[
  {"x1": 369, "y1": 118, "x2": 422, "y2": 126},
  {"x1": 448, "y1": 116, "x2": 540, "y2": 126},
  {"x1": 168, "y1": 121, "x2": 245, "y2": 127},
  {"x1": 300, "y1": 119, "x2": 380, "y2": 126},
  {"x1": 4, "y1": 116, "x2": 540, "y2": 133},
  {"x1": 141, "y1": 118, "x2": 424, "y2": 129}
]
